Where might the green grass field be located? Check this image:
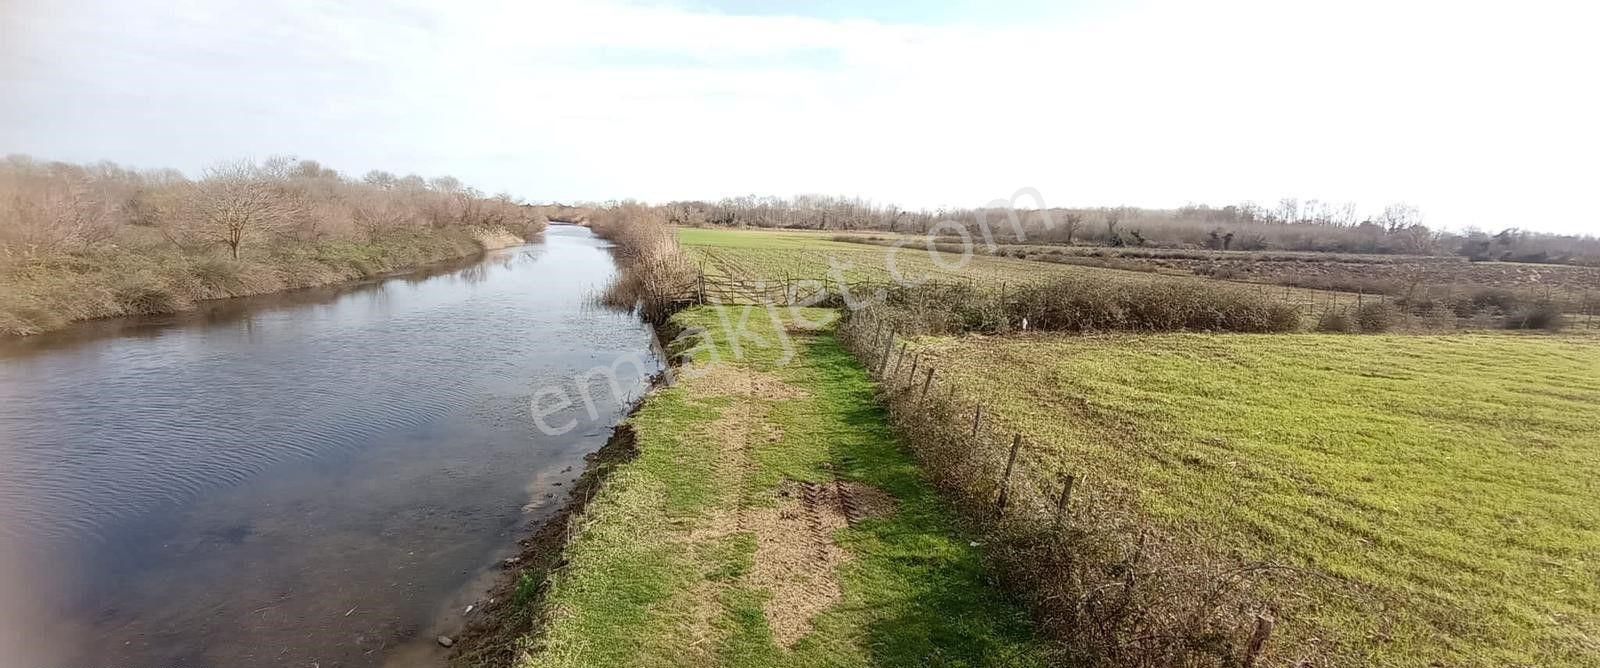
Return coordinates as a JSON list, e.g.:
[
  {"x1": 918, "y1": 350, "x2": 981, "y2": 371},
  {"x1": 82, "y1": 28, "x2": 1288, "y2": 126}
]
[
  {"x1": 680, "y1": 227, "x2": 1075, "y2": 285},
  {"x1": 678, "y1": 227, "x2": 1363, "y2": 313},
  {"x1": 516, "y1": 307, "x2": 1042, "y2": 667},
  {"x1": 910, "y1": 331, "x2": 1600, "y2": 666}
]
